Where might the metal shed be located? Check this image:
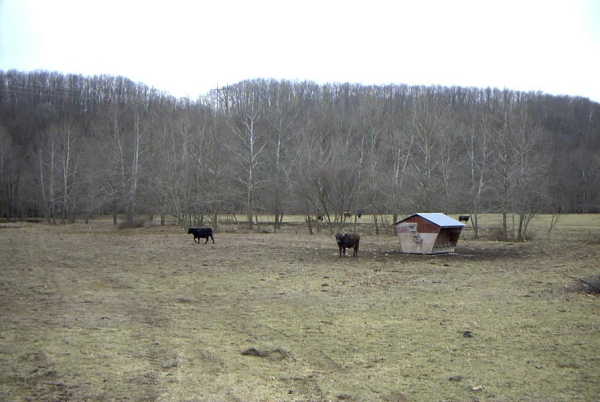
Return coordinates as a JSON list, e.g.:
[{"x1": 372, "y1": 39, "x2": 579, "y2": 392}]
[{"x1": 395, "y1": 213, "x2": 465, "y2": 254}]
